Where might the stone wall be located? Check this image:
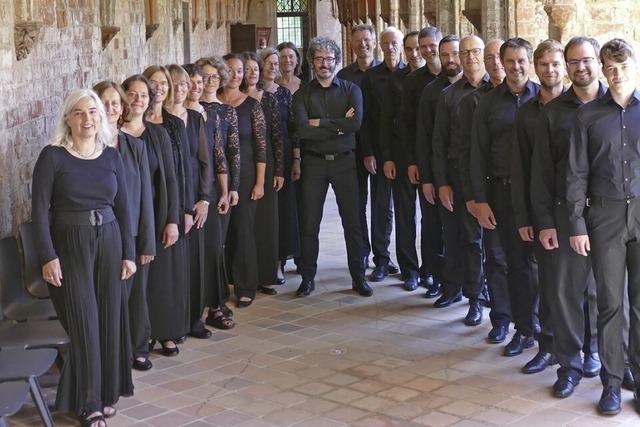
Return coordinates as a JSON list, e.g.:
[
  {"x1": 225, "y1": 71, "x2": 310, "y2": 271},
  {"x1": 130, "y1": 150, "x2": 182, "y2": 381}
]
[{"x1": 0, "y1": 0, "x2": 230, "y2": 238}]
